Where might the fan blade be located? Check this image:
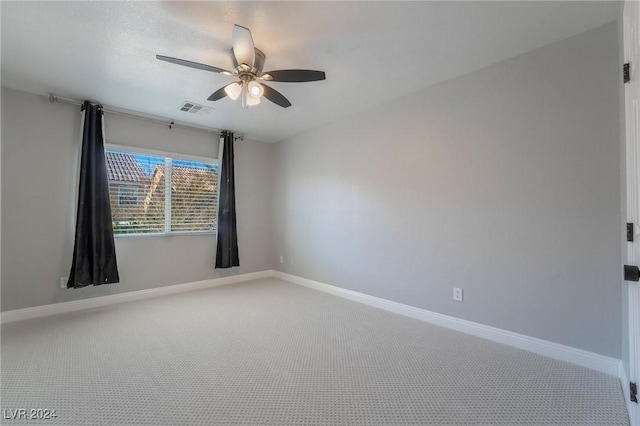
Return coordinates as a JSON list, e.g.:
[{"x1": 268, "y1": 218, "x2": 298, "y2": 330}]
[
  {"x1": 261, "y1": 83, "x2": 292, "y2": 108},
  {"x1": 207, "y1": 85, "x2": 230, "y2": 101},
  {"x1": 156, "y1": 55, "x2": 230, "y2": 74},
  {"x1": 262, "y1": 69, "x2": 326, "y2": 82},
  {"x1": 232, "y1": 24, "x2": 255, "y2": 67}
]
